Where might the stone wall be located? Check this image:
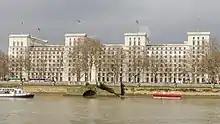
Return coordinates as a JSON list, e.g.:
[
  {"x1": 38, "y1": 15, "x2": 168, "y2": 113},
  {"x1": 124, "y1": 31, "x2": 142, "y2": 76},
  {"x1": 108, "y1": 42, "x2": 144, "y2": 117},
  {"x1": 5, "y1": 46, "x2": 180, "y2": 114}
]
[
  {"x1": 1, "y1": 81, "x2": 220, "y2": 88},
  {"x1": 1, "y1": 82, "x2": 220, "y2": 96},
  {"x1": 23, "y1": 85, "x2": 69, "y2": 94}
]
